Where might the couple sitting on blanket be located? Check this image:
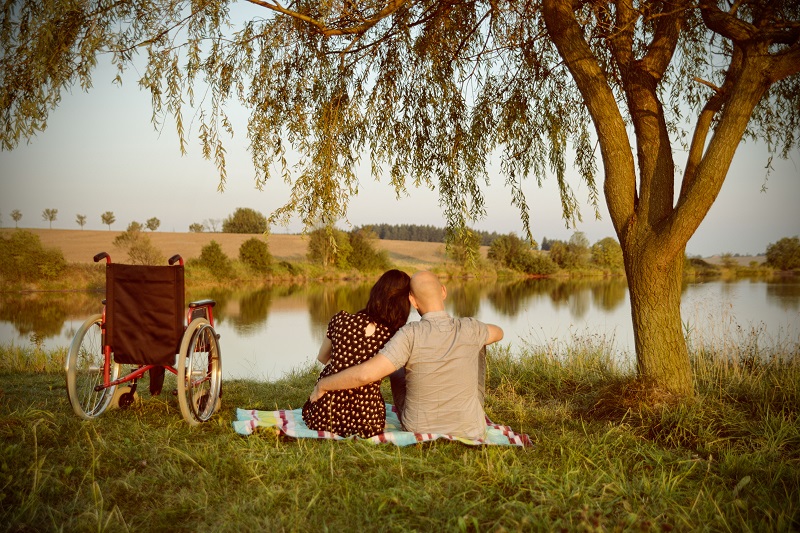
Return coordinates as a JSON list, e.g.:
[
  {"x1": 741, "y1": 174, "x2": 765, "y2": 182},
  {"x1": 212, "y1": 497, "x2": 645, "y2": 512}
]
[{"x1": 302, "y1": 270, "x2": 504, "y2": 440}]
